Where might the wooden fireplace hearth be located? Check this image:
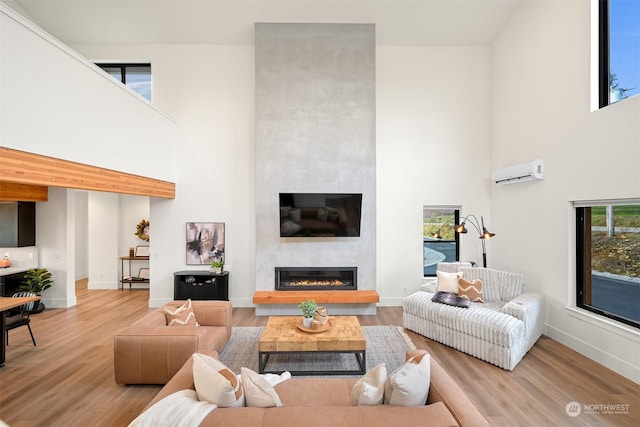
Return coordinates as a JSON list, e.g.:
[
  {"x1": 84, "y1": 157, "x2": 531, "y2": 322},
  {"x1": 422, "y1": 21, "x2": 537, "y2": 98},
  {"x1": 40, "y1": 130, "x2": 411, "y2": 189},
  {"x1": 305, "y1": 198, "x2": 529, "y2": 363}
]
[{"x1": 252, "y1": 290, "x2": 379, "y2": 305}]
